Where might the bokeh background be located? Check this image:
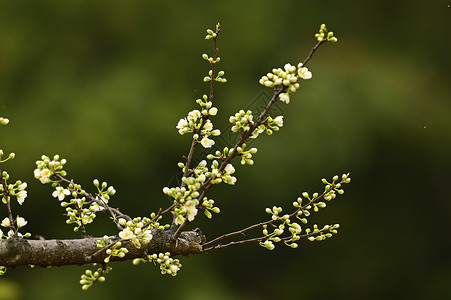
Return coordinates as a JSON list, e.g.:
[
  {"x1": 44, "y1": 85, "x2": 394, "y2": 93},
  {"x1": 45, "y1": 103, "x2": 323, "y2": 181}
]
[{"x1": 1, "y1": 1, "x2": 450, "y2": 299}]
